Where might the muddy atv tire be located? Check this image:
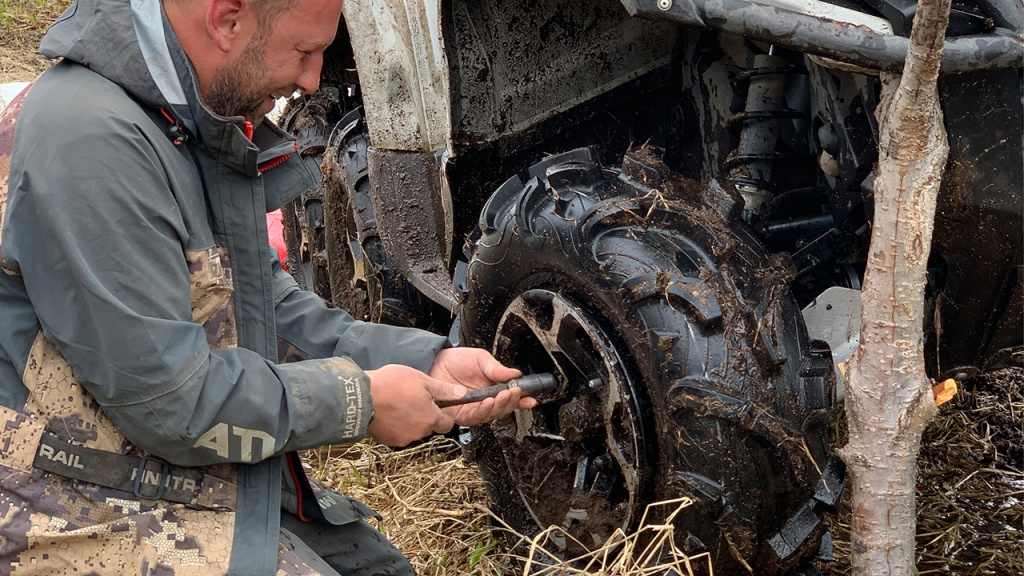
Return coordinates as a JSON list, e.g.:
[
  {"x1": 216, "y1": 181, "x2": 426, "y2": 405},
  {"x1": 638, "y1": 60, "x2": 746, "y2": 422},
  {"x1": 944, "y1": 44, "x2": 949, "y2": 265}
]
[
  {"x1": 279, "y1": 91, "x2": 370, "y2": 320},
  {"x1": 325, "y1": 111, "x2": 439, "y2": 328},
  {"x1": 459, "y1": 148, "x2": 840, "y2": 575}
]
